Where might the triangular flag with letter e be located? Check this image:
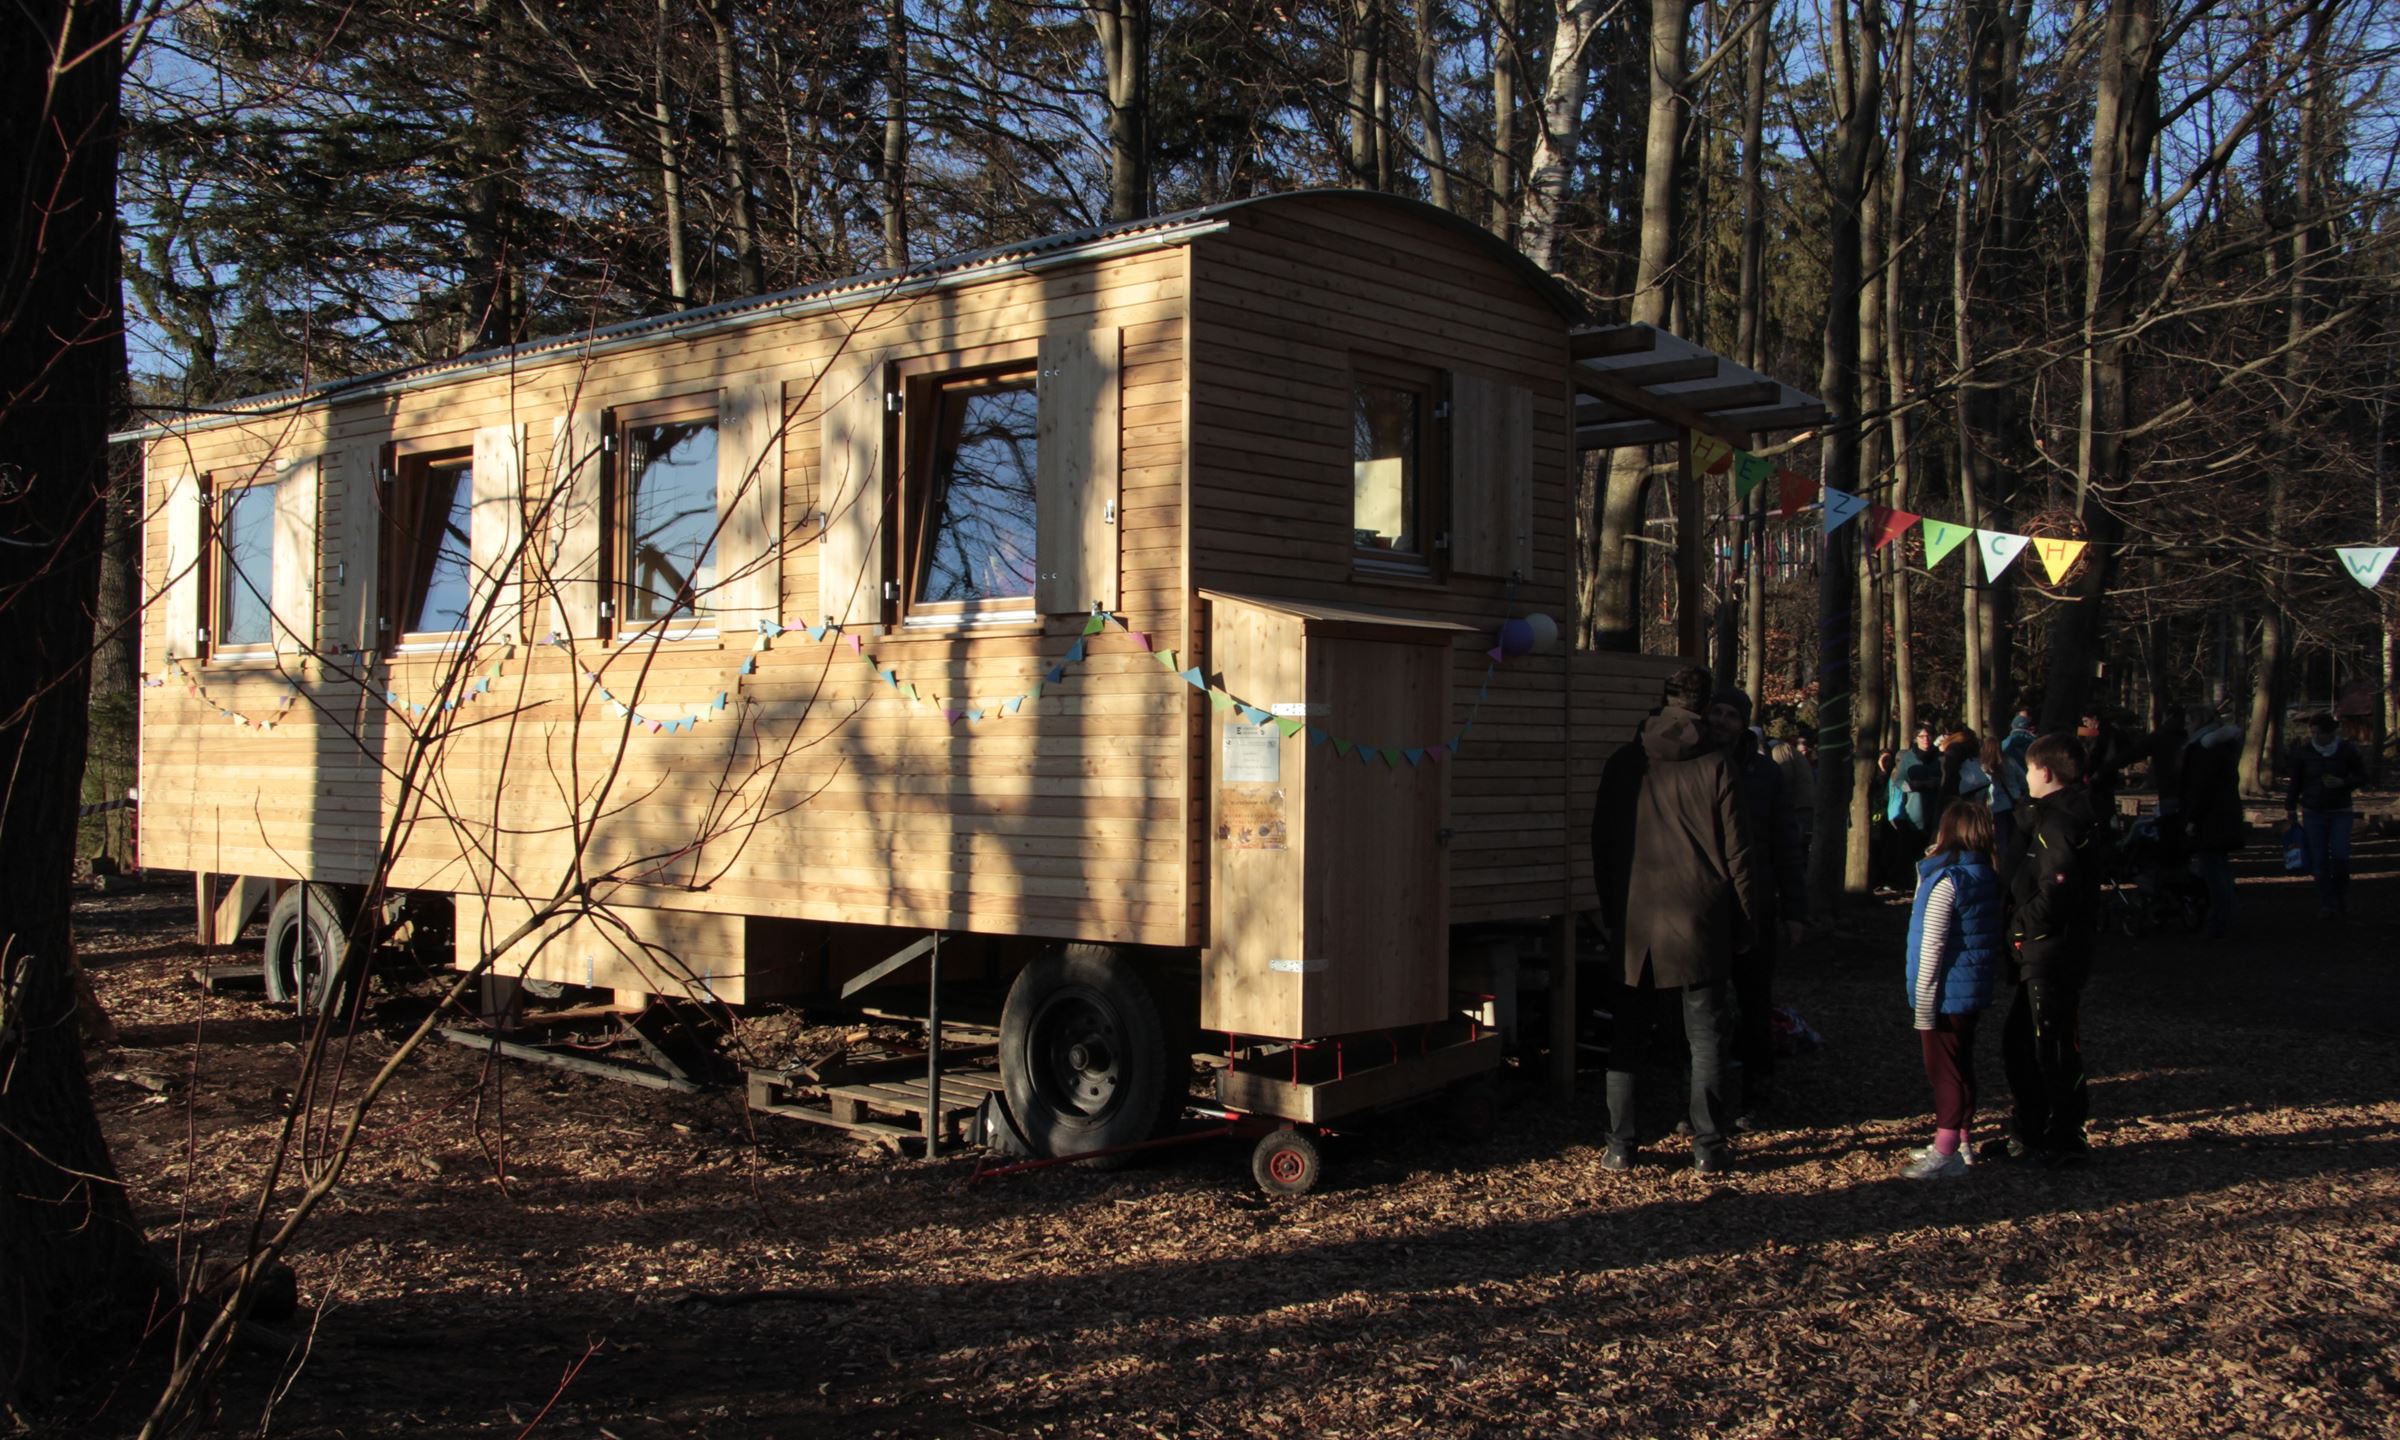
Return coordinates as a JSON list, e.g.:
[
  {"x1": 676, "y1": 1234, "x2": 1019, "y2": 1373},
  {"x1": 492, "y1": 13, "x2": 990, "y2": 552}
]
[
  {"x1": 1977, "y1": 530, "x2": 2031, "y2": 580},
  {"x1": 1821, "y1": 487, "x2": 1870, "y2": 534},
  {"x1": 1777, "y1": 469, "x2": 1817, "y2": 517},
  {"x1": 1867, "y1": 504, "x2": 1920, "y2": 551},
  {"x1": 1921, "y1": 519, "x2": 1974, "y2": 567},
  {"x1": 1690, "y1": 431, "x2": 1734, "y2": 475},
  {"x1": 1734, "y1": 453, "x2": 1775, "y2": 502},
  {"x1": 2033, "y1": 536, "x2": 2087, "y2": 585},
  {"x1": 2336, "y1": 546, "x2": 2397, "y2": 589}
]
